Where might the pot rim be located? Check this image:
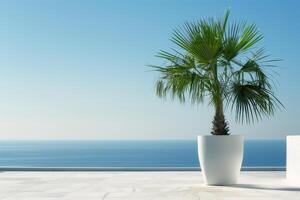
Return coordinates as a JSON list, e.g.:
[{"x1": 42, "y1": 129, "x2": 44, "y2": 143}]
[{"x1": 197, "y1": 135, "x2": 244, "y2": 138}]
